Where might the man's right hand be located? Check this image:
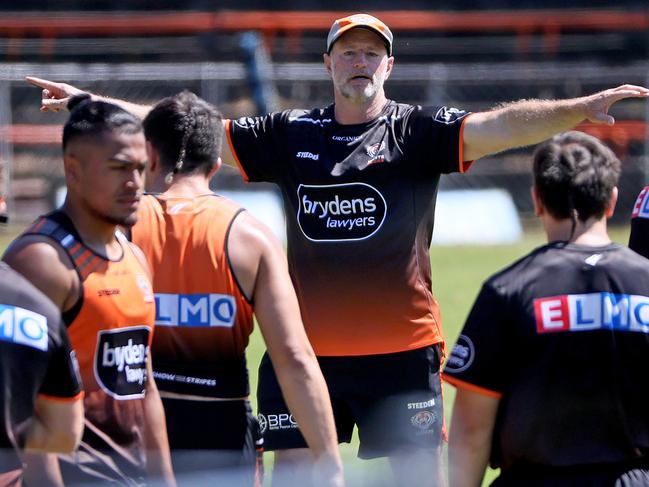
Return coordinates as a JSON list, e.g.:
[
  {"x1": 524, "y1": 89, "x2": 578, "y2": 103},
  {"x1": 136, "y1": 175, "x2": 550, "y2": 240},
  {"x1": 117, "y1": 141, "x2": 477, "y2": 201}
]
[
  {"x1": 25, "y1": 76, "x2": 87, "y2": 112},
  {"x1": 314, "y1": 453, "x2": 345, "y2": 487}
]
